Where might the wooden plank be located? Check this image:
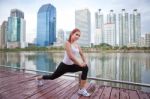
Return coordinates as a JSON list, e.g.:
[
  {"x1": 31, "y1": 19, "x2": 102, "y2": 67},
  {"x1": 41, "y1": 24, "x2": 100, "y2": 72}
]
[
  {"x1": 1, "y1": 68, "x2": 150, "y2": 99},
  {"x1": 0, "y1": 70, "x2": 18, "y2": 78},
  {"x1": 0, "y1": 75, "x2": 35, "y2": 93},
  {"x1": 110, "y1": 88, "x2": 119, "y2": 99},
  {"x1": 0, "y1": 69, "x2": 35, "y2": 77},
  {"x1": 5, "y1": 80, "x2": 53, "y2": 99},
  {"x1": 1, "y1": 79, "x2": 36, "y2": 98},
  {"x1": 0, "y1": 69, "x2": 23, "y2": 75},
  {"x1": 0, "y1": 74, "x2": 36, "y2": 90},
  {"x1": 39, "y1": 80, "x2": 75, "y2": 99},
  {"x1": 0, "y1": 73, "x2": 17, "y2": 78},
  {"x1": 26, "y1": 79, "x2": 68, "y2": 99},
  {"x1": 128, "y1": 90, "x2": 140, "y2": 99},
  {"x1": 61, "y1": 83, "x2": 79, "y2": 99},
  {"x1": 99, "y1": 86, "x2": 112, "y2": 99},
  {"x1": 0, "y1": 74, "x2": 21, "y2": 84},
  {"x1": 0, "y1": 78, "x2": 37, "y2": 98},
  {"x1": 23, "y1": 79, "x2": 62, "y2": 98},
  {"x1": 56, "y1": 81, "x2": 78, "y2": 98},
  {"x1": 120, "y1": 89, "x2": 129, "y2": 99},
  {"x1": 0, "y1": 75, "x2": 27, "y2": 89},
  {"x1": 137, "y1": 91, "x2": 150, "y2": 99},
  {"x1": 0, "y1": 72, "x2": 36, "y2": 99},
  {"x1": 0, "y1": 71, "x2": 34, "y2": 83},
  {"x1": 0, "y1": 72, "x2": 33, "y2": 83},
  {"x1": 0, "y1": 70, "x2": 9, "y2": 75},
  {"x1": 69, "y1": 82, "x2": 91, "y2": 99},
  {"x1": 0, "y1": 93, "x2": 7, "y2": 99},
  {"x1": 90, "y1": 86, "x2": 104, "y2": 99},
  {"x1": 4, "y1": 79, "x2": 62, "y2": 99}
]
